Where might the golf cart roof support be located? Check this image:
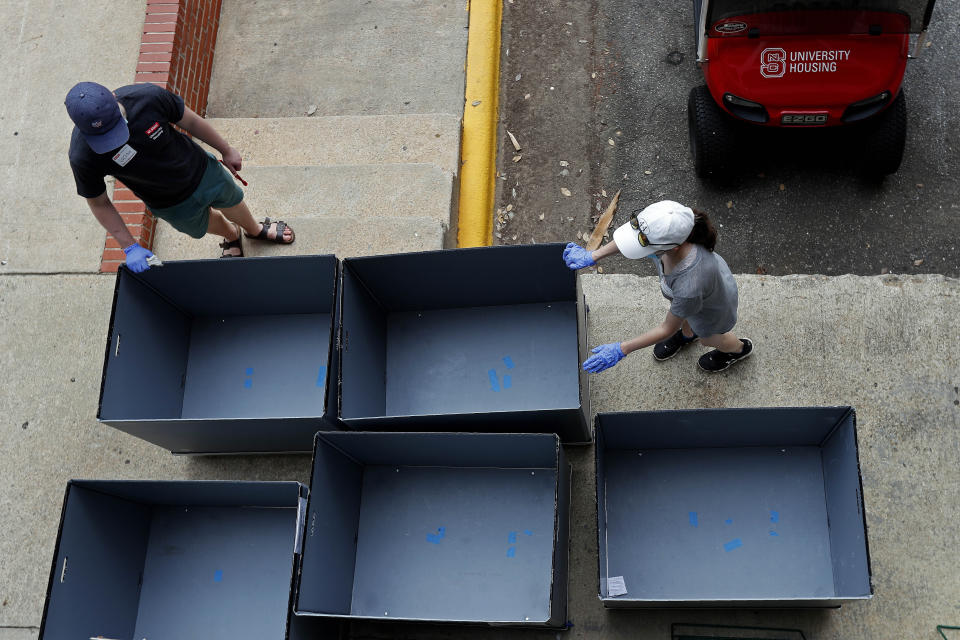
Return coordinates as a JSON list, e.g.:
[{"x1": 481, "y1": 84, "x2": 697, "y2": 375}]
[
  {"x1": 911, "y1": 0, "x2": 937, "y2": 57},
  {"x1": 697, "y1": 0, "x2": 709, "y2": 62},
  {"x1": 909, "y1": 29, "x2": 929, "y2": 58}
]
